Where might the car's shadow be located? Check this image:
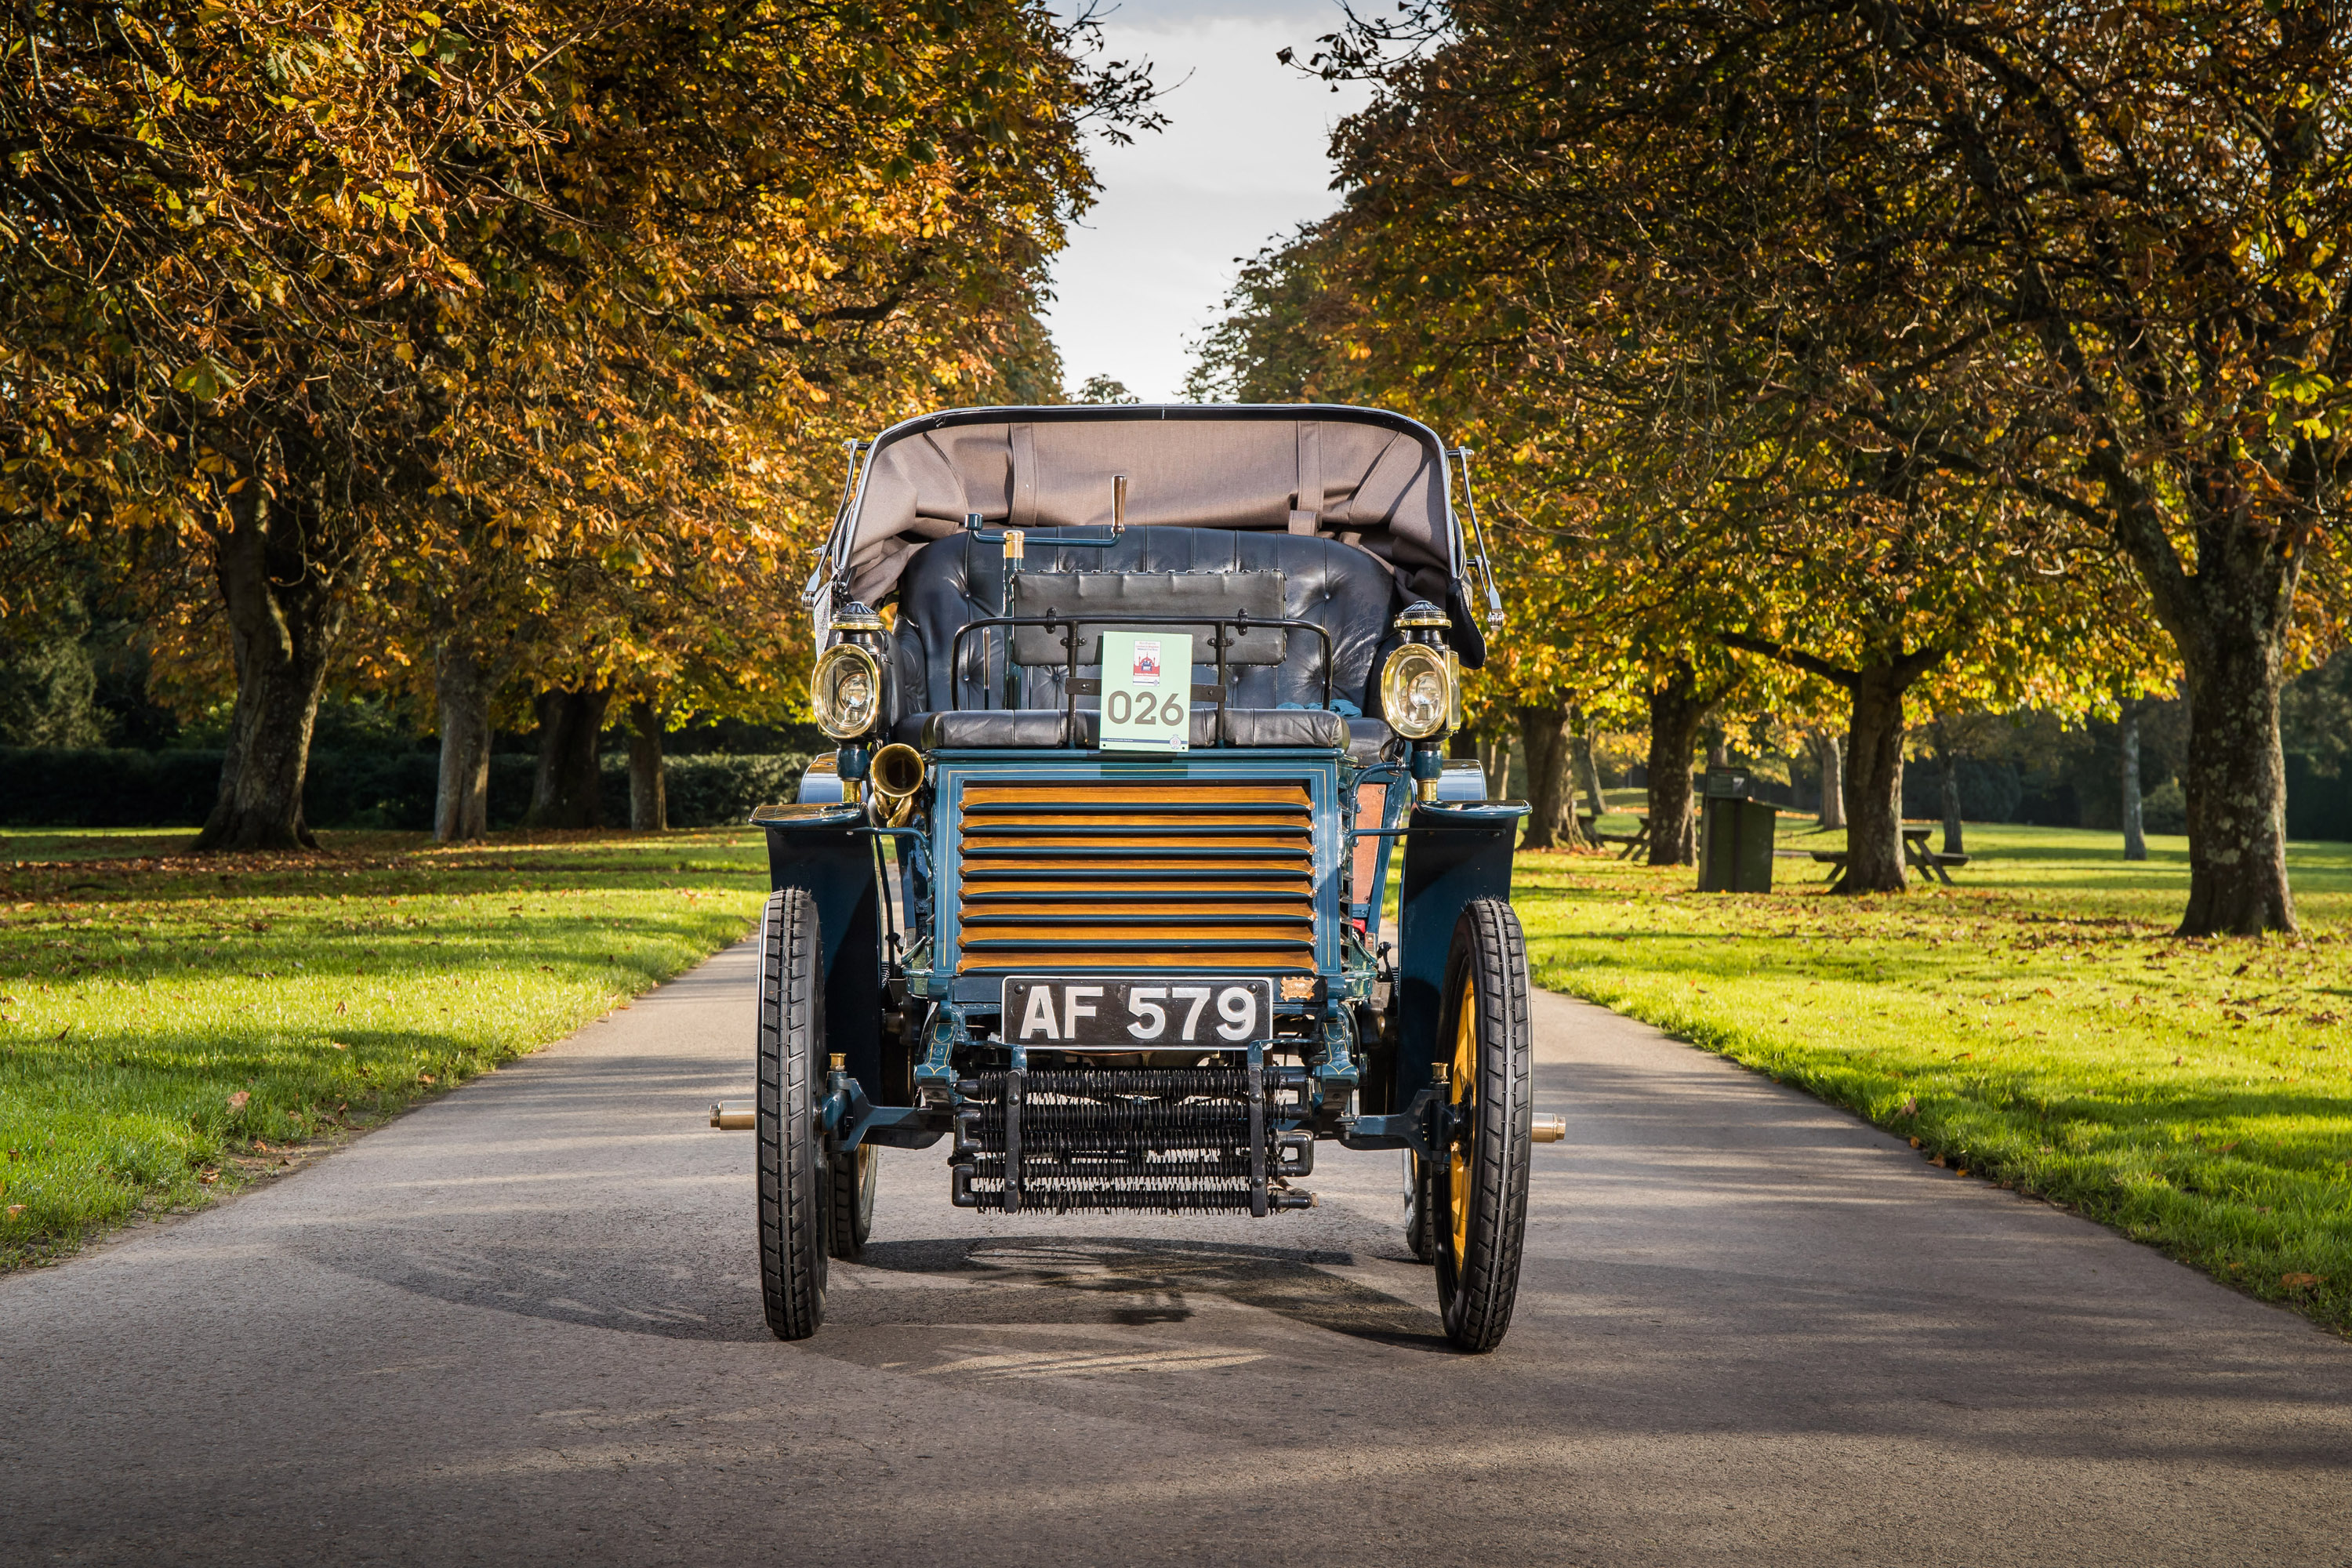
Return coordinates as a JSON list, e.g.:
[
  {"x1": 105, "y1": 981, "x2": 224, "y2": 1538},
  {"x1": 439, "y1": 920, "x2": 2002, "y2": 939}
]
[
  {"x1": 829, "y1": 1235, "x2": 1450, "y2": 1347},
  {"x1": 339, "y1": 1228, "x2": 1447, "y2": 1348}
]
